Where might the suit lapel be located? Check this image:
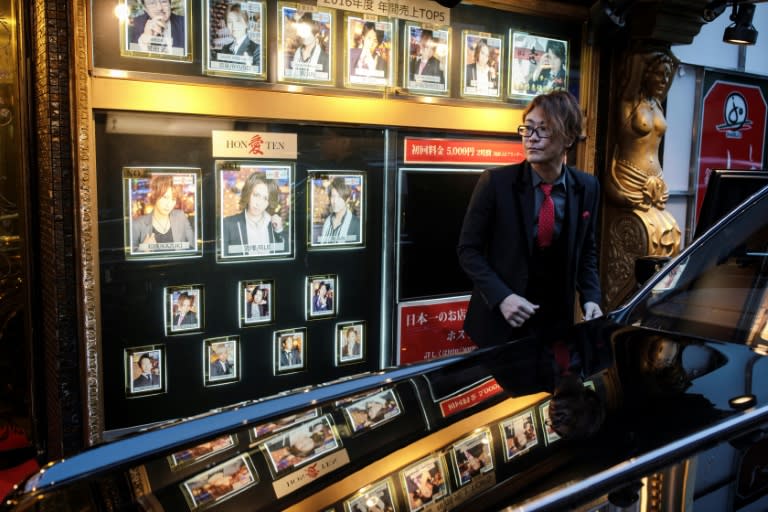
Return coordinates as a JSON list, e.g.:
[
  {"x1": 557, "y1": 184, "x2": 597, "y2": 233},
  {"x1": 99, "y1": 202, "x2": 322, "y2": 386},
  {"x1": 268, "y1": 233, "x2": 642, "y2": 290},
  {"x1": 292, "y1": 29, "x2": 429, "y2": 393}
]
[
  {"x1": 513, "y1": 163, "x2": 535, "y2": 256},
  {"x1": 565, "y1": 166, "x2": 585, "y2": 260}
]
